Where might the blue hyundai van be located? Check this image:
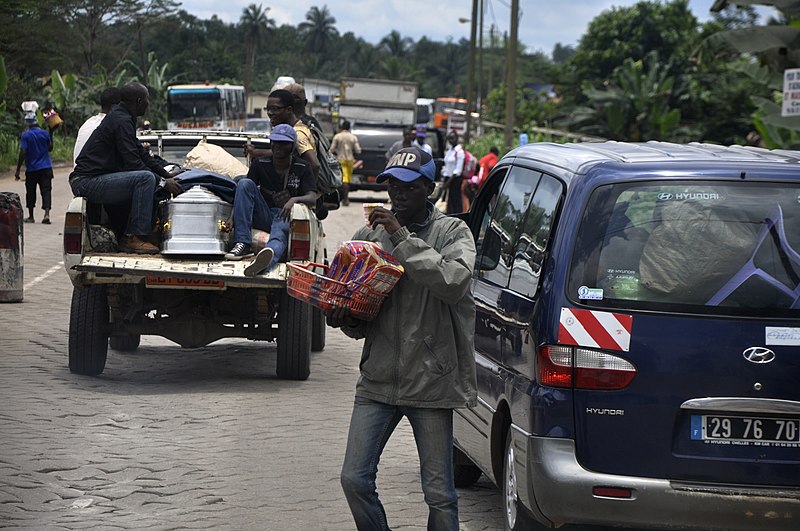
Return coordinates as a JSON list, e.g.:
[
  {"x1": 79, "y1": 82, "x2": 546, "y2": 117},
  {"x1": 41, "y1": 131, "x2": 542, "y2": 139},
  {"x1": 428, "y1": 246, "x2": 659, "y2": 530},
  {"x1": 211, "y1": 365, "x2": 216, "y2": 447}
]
[{"x1": 452, "y1": 142, "x2": 800, "y2": 530}]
